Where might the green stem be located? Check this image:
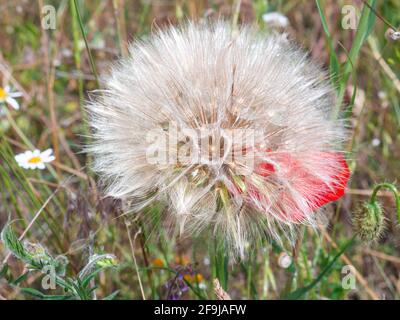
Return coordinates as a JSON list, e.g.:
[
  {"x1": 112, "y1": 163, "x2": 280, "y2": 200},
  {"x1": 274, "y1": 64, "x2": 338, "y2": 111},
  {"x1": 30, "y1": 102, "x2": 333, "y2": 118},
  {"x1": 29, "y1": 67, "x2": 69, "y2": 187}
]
[
  {"x1": 370, "y1": 183, "x2": 400, "y2": 223},
  {"x1": 285, "y1": 235, "x2": 356, "y2": 299},
  {"x1": 72, "y1": 0, "x2": 100, "y2": 87},
  {"x1": 231, "y1": 0, "x2": 241, "y2": 31},
  {"x1": 333, "y1": 0, "x2": 376, "y2": 118},
  {"x1": 214, "y1": 237, "x2": 229, "y2": 291},
  {"x1": 112, "y1": 0, "x2": 127, "y2": 57},
  {"x1": 69, "y1": 0, "x2": 85, "y2": 103}
]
